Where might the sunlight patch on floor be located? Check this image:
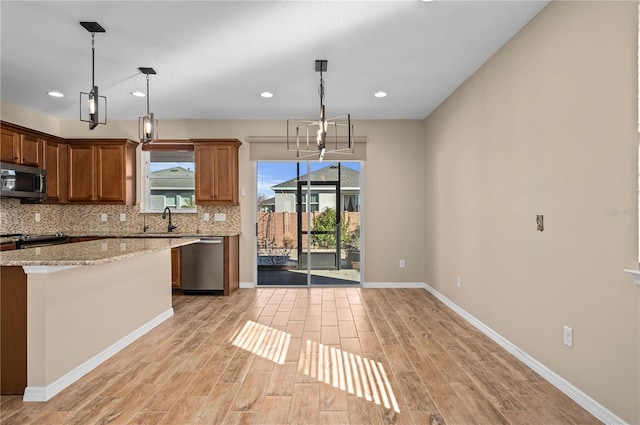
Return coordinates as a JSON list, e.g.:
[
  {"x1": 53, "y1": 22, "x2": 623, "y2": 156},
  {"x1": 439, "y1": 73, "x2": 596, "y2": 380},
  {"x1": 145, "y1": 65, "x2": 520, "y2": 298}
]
[{"x1": 299, "y1": 339, "x2": 400, "y2": 413}]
